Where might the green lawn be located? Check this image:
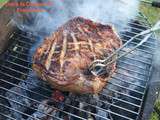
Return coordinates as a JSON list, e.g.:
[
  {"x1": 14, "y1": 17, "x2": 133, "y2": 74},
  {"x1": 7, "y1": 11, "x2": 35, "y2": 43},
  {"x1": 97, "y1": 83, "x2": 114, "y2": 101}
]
[
  {"x1": 140, "y1": 1, "x2": 160, "y2": 25},
  {"x1": 150, "y1": 101, "x2": 160, "y2": 120},
  {"x1": 140, "y1": 1, "x2": 160, "y2": 37},
  {"x1": 140, "y1": 2, "x2": 160, "y2": 119}
]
